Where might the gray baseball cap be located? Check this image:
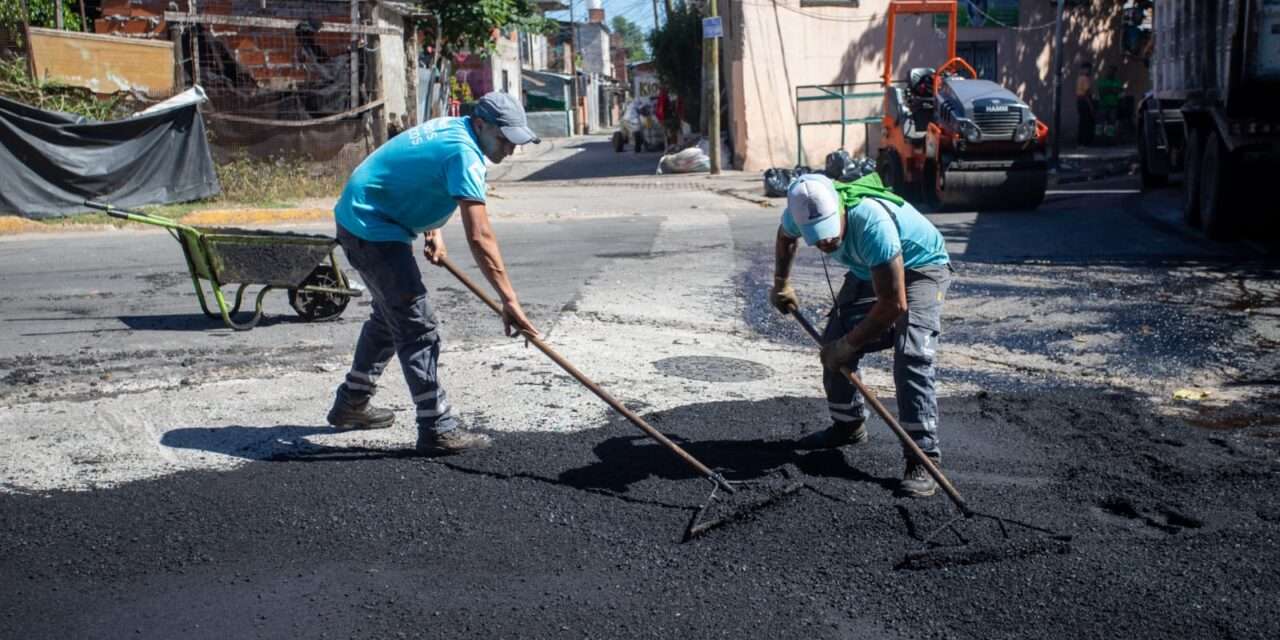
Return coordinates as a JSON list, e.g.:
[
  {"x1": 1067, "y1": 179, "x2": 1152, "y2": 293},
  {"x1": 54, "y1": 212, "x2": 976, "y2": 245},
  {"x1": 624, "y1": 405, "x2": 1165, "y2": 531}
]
[{"x1": 473, "y1": 91, "x2": 541, "y2": 145}]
